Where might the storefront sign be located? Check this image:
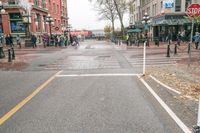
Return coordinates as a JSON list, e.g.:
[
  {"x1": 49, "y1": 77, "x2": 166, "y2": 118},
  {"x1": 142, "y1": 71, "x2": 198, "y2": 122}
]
[
  {"x1": 187, "y1": 4, "x2": 200, "y2": 17},
  {"x1": 163, "y1": 0, "x2": 174, "y2": 8}
]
